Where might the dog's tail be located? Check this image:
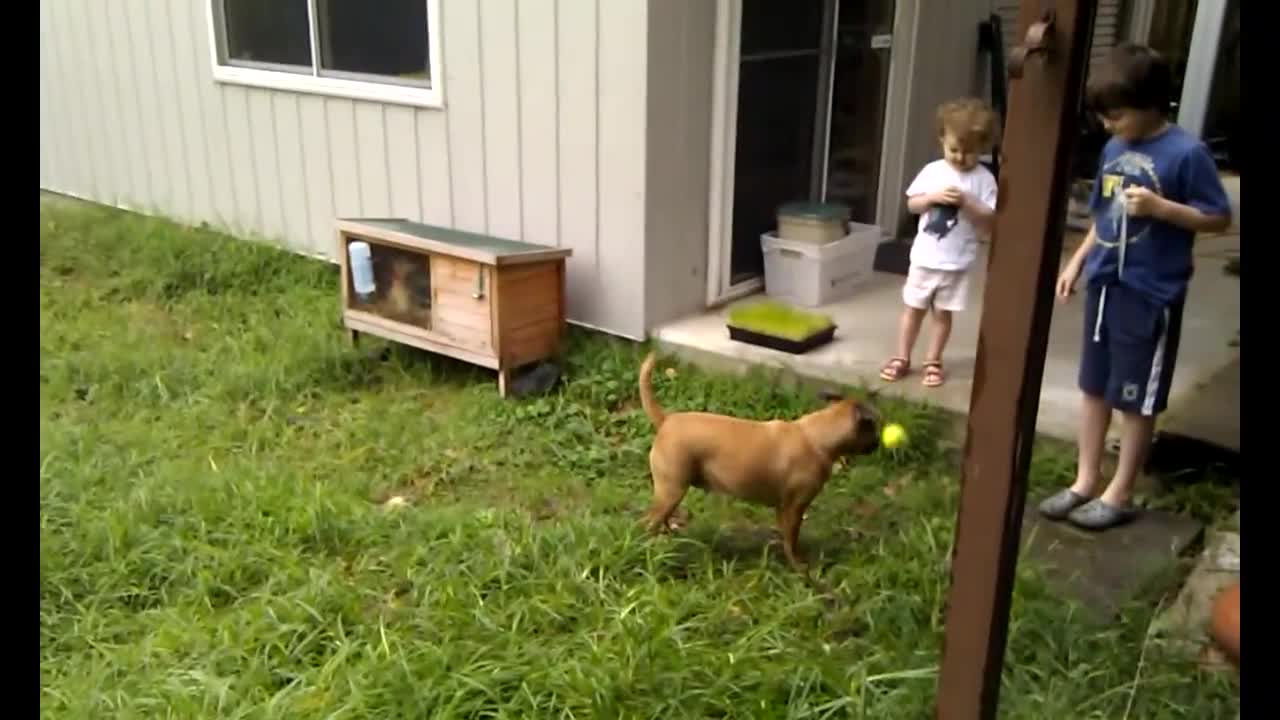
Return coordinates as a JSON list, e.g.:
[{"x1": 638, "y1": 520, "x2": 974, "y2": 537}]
[{"x1": 638, "y1": 351, "x2": 666, "y2": 429}]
